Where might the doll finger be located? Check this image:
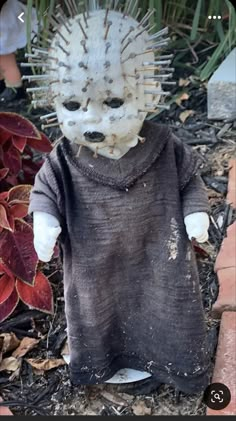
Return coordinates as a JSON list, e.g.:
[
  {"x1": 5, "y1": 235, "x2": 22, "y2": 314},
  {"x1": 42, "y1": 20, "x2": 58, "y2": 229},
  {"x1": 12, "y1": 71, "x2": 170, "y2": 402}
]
[
  {"x1": 34, "y1": 243, "x2": 53, "y2": 254},
  {"x1": 37, "y1": 237, "x2": 56, "y2": 248},
  {"x1": 37, "y1": 248, "x2": 54, "y2": 261},
  {"x1": 38, "y1": 254, "x2": 53, "y2": 263},
  {"x1": 35, "y1": 243, "x2": 54, "y2": 255},
  {"x1": 196, "y1": 233, "x2": 209, "y2": 243},
  {"x1": 38, "y1": 245, "x2": 54, "y2": 255},
  {"x1": 187, "y1": 227, "x2": 205, "y2": 239},
  {"x1": 50, "y1": 226, "x2": 62, "y2": 237}
]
